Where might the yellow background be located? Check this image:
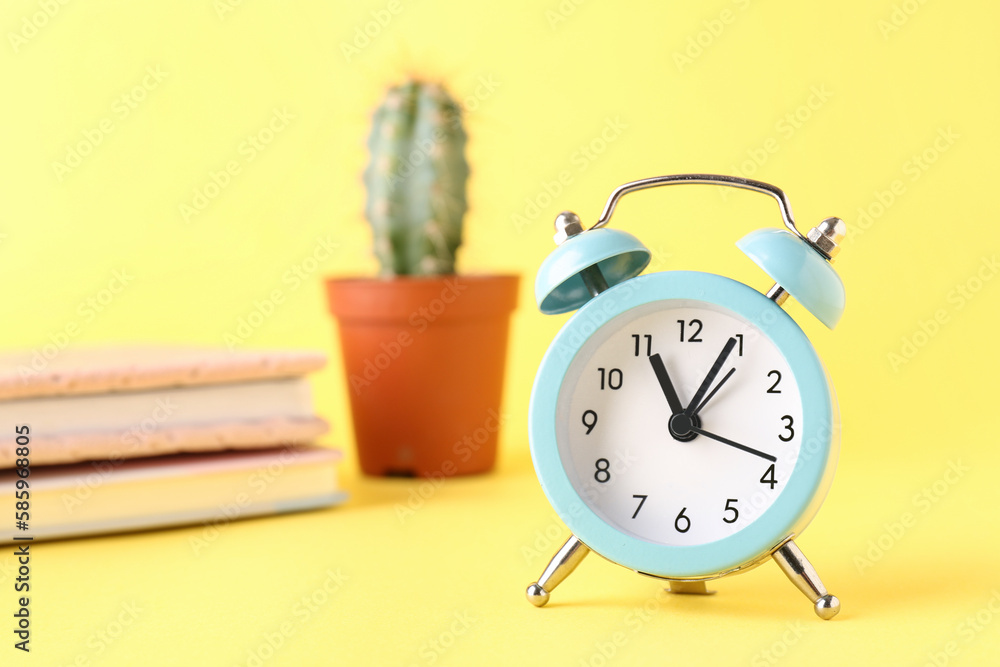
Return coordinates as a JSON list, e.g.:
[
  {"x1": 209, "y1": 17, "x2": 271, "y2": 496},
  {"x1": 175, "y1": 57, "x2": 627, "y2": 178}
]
[{"x1": 2, "y1": 0, "x2": 999, "y2": 664}]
